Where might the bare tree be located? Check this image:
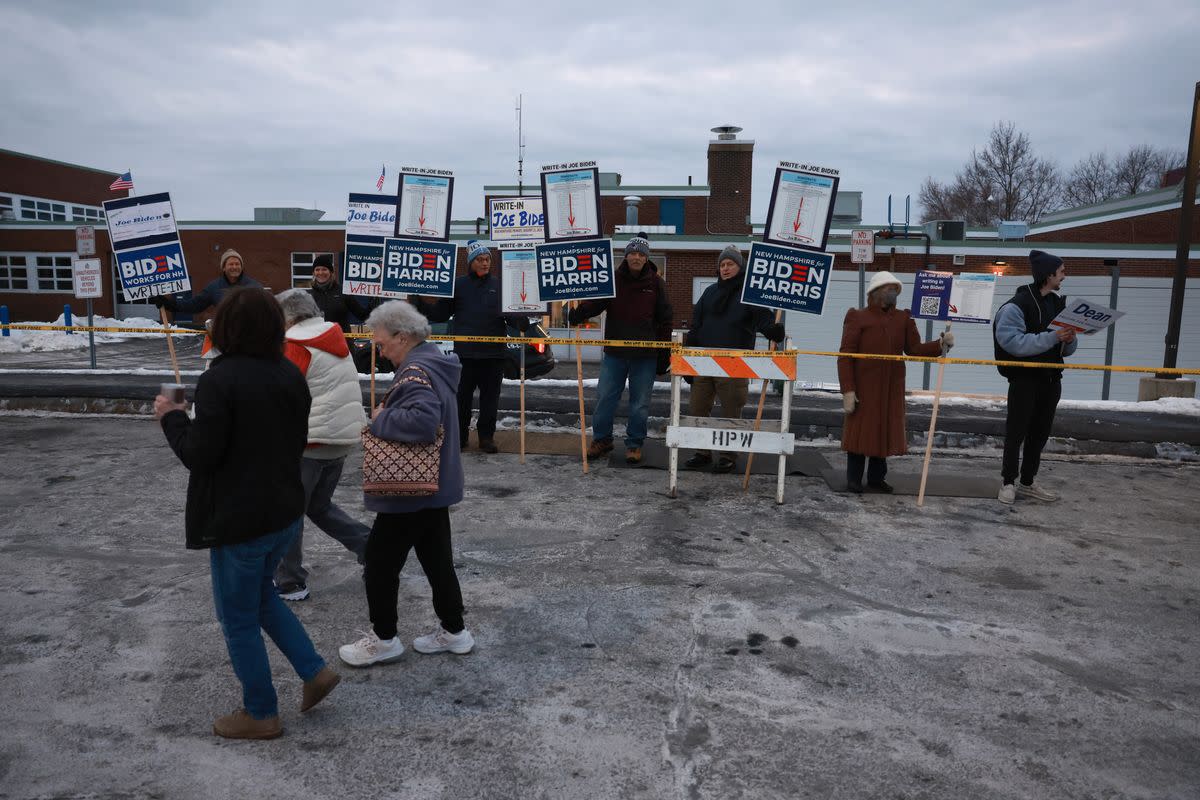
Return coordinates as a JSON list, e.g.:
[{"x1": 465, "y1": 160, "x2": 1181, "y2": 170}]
[
  {"x1": 919, "y1": 121, "x2": 1061, "y2": 224},
  {"x1": 1063, "y1": 152, "x2": 1115, "y2": 207},
  {"x1": 1112, "y1": 145, "x2": 1187, "y2": 195}
]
